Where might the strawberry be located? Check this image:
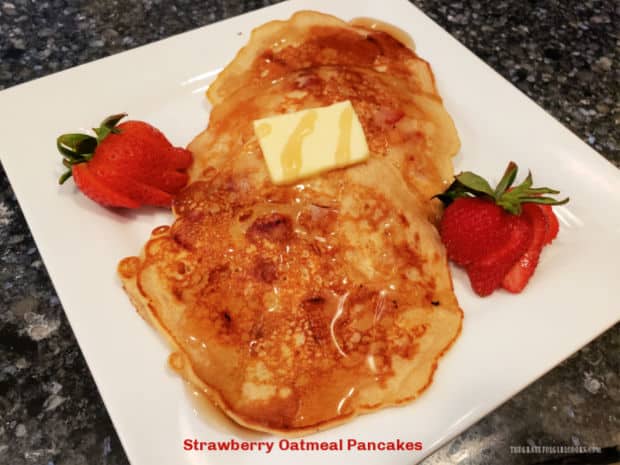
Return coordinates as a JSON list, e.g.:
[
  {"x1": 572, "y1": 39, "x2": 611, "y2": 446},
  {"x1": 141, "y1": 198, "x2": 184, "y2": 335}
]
[
  {"x1": 439, "y1": 197, "x2": 511, "y2": 265},
  {"x1": 72, "y1": 164, "x2": 139, "y2": 209},
  {"x1": 501, "y1": 203, "x2": 548, "y2": 293},
  {"x1": 57, "y1": 113, "x2": 192, "y2": 208},
  {"x1": 466, "y1": 214, "x2": 532, "y2": 296},
  {"x1": 539, "y1": 204, "x2": 560, "y2": 245},
  {"x1": 436, "y1": 161, "x2": 568, "y2": 296}
]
